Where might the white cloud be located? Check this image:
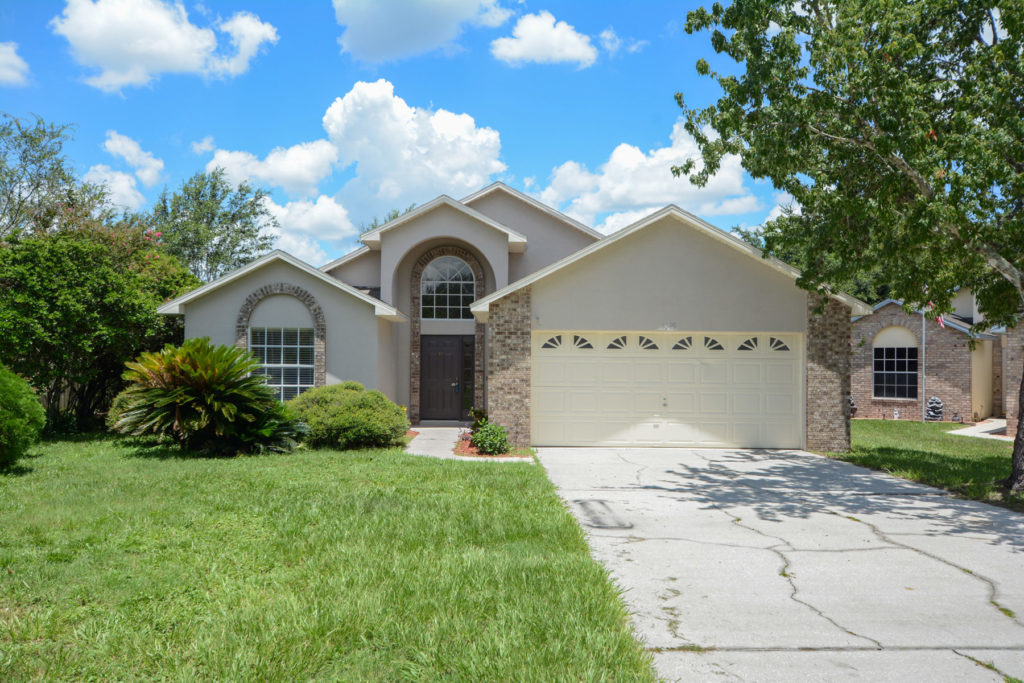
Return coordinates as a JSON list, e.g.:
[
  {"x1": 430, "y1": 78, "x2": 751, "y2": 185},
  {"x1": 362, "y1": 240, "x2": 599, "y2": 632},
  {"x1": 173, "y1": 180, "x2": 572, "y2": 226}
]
[
  {"x1": 322, "y1": 79, "x2": 506, "y2": 219},
  {"x1": 191, "y1": 135, "x2": 215, "y2": 154},
  {"x1": 262, "y1": 195, "x2": 356, "y2": 242},
  {"x1": 333, "y1": 0, "x2": 510, "y2": 62},
  {"x1": 599, "y1": 28, "x2": 621, "y2": 55},
  {"x1": 208, "y1": 140, "x2": 338, "y2": 196},
  {"x1": 262, "y1": 195, "x2": 357, "y2": 266},
  {"x1": 491, "y1": 11, "x2": 597, "y2": 68},
  {"x1": 626, "y1": 39, "x2": 649, "y2": 54},
  {"x1": 205, "y1": 11, "x2": 278, "y2": 77},
  {"x1": 0, "y1": 42, "x2": 29, "y2": 86},
  {"x1": 50, "y1": 0, "x2": 277, "y2": 92},
  {"x1": 537, "y1": 121, "x2": 760, "y2": 233},
  {"x1": 271, "y1": 232, "x2": 329, "y2": 266},
  {"x1": 84, "y1": 164, "x2": 145, "y2": 210},
  {"x1": 102, "y1": 131, "x2": 163, "y2": 186}
]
